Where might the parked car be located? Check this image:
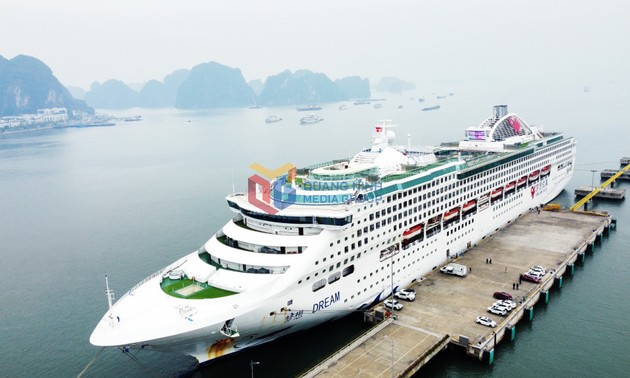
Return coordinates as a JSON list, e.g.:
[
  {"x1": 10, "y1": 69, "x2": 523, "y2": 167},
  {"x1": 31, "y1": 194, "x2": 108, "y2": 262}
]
[
  {"x1": 384, "y1": 299, "x2": 404, "y2": 310},
  {"x1": 493, "y1": 291, "x2": 513, "y2": 300},
  {"x1": 527, "y1": 270, "x2": 545, "y2": 279},
  {"x1": 521, "y1": 273, "x2": 541, "y2": 283},
  {"x1": 494, "y1": 300, "x2": 515, "y2": 310},
  {"x1": 501, "y1": 300, "x2": 517, "y2": 310},
  {"x1": 394, "y1": 289, "x2": 416, "y2": 301},
  {"x1": 476, "y1": 316, "x2": 497, "y2": 328},
  {"x1": 487, "y1": 306, "x2": 507, "y2": 316},
  {"x1": 531, "y1": 265, "x2": 546, "y2": 274}
]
